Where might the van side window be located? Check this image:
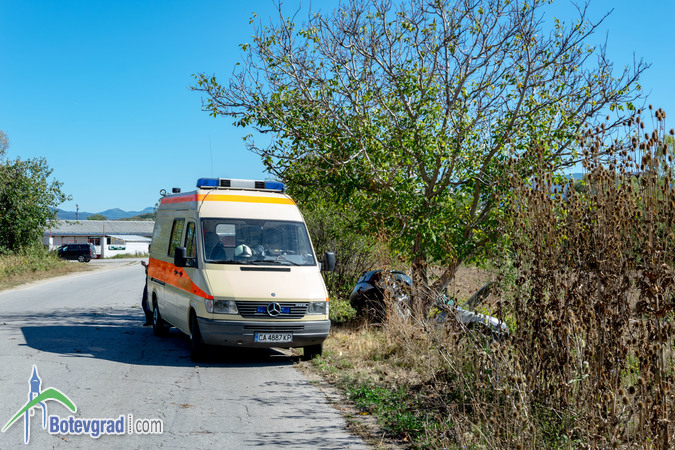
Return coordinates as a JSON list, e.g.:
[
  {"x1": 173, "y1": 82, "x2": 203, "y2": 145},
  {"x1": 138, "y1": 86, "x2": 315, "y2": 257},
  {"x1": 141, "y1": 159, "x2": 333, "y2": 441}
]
[
  {"x1": 168, "y1": 219, "x2": 185, "y2": 257},
  {"x1": 185, "y1": 222, "x2": 196, "y2": 258}
]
